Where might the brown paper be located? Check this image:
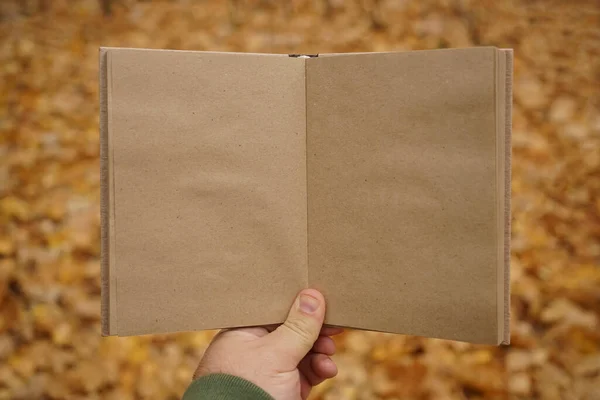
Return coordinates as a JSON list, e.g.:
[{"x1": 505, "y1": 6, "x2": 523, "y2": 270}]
[
  {"x1": 102, "y1": 49, "x2": 308, "y2": 336},
  {"x1": 100, "y1": 47, "x2": 511, "y2": 344}
]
